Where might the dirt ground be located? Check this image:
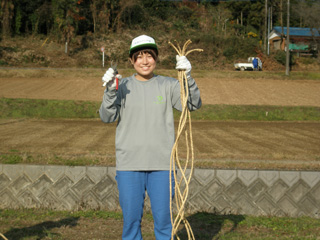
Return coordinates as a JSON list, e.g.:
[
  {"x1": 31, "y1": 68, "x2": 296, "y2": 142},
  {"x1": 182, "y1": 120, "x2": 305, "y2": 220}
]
[
  {"x1": 0, "y1": 72, "x2": 320, "y2": 239},
  {"x1": 0, "y1": 215, "x2": 156, "y2": 240},
  {"x1": 0, "y1": 211, "x2": 248, "y2": 240},
  {"x1": 0, "y1": 118, "x2": 319, "y2": 170},
  {"x1": 0, "y1": 73, "x2": 320, "y2": 170},
  {"x1": 1, "y1": 75, "x2": 320, "y2": 107}
]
